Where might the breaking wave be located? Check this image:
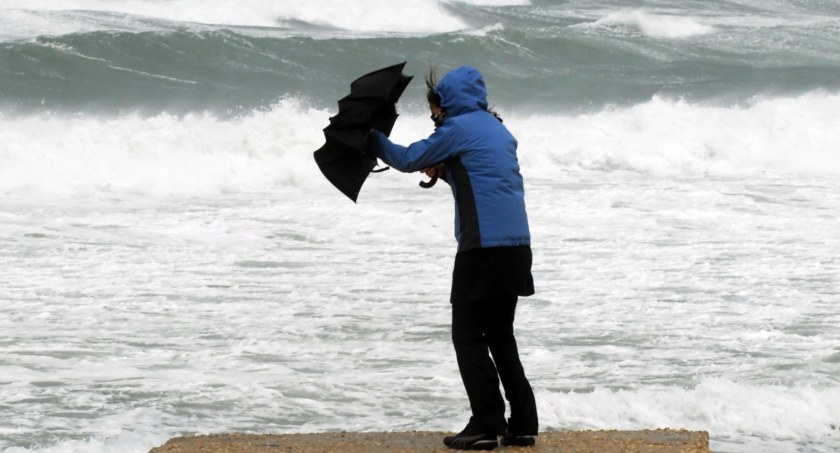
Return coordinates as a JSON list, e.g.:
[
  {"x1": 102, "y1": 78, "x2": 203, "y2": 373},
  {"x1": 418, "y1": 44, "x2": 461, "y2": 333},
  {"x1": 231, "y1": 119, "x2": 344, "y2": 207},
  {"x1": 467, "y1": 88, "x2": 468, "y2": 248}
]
[
  {"x1": 589, "y1": 9, "x2": 716, "y2": 38},
  {"x1": 2, "y1": 92, "x2": 838, "y2": 199}
]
